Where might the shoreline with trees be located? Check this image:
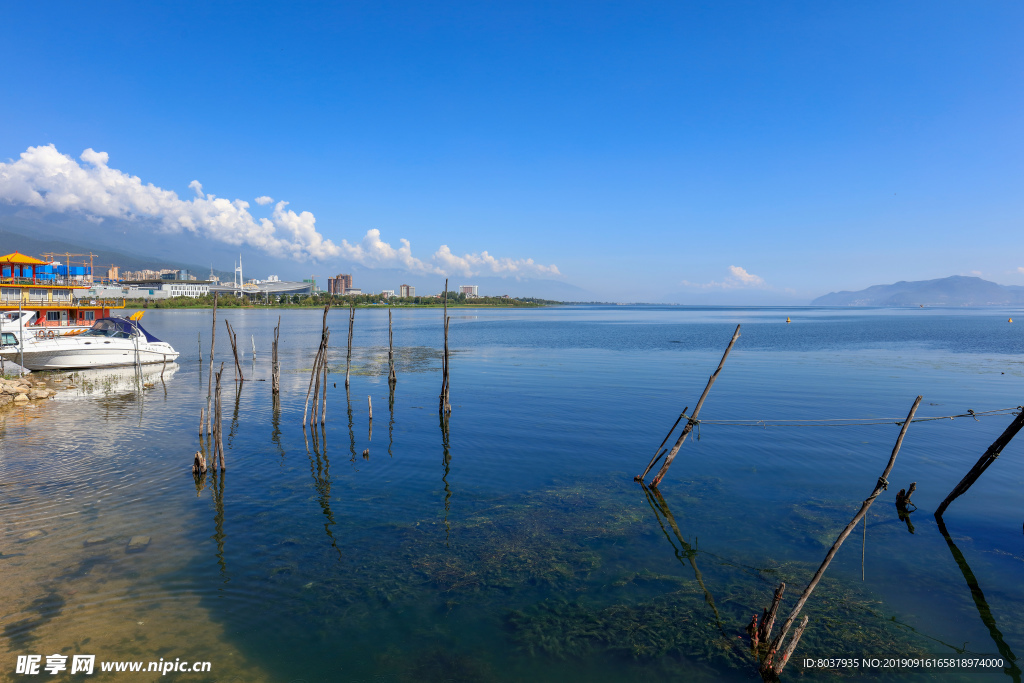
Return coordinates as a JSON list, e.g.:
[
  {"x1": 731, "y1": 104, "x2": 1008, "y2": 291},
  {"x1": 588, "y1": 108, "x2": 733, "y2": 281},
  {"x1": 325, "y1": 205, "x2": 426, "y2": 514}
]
[{"x1": 128, "y1": 292, "x2": 560, "y2": 309}]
